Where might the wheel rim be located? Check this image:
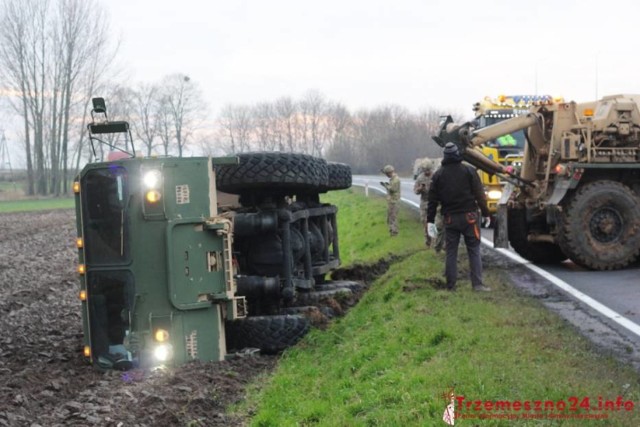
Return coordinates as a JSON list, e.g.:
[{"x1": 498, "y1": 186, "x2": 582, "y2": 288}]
[{"x1": 588, "y1": 206, "x2": 623, "y2": 243}]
